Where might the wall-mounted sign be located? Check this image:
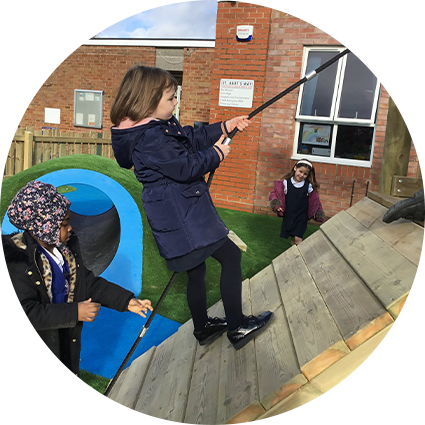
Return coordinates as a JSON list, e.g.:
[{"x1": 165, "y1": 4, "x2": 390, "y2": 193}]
[
  {"x1": 13, "y1": 55, "x2": 38, "y2": 62},
  {"x1": 219, "y1": 79, "x2": 254, "y2": 108},
  {"x1": 73, "y1": 89, "x2": 103, "y2": 129},
  {"x1": 236, "y1": 25, "x2": 253, "y2": 42}
]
